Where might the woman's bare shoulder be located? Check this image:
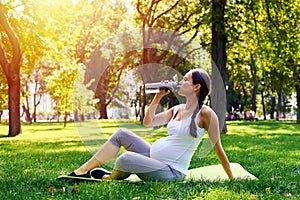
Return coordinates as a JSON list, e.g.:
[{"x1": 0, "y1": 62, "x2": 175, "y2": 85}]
[
  {"x1": 198, "y1": 106, "x2": 214, "y2": 129},
  {"x1": 200, "y1": 105, "x2": 214, "y2": 117}
]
